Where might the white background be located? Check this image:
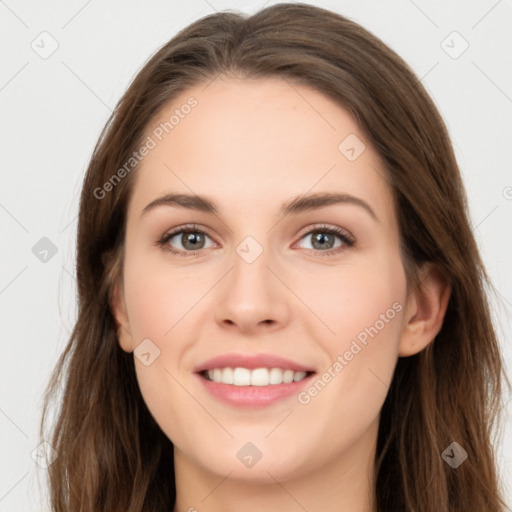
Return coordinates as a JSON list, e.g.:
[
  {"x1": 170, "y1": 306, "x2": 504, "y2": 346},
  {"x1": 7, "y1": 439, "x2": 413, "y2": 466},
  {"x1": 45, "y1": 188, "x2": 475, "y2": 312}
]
[{"x1": 1, "y1": 0, "x2": 511, "y2": 510}]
